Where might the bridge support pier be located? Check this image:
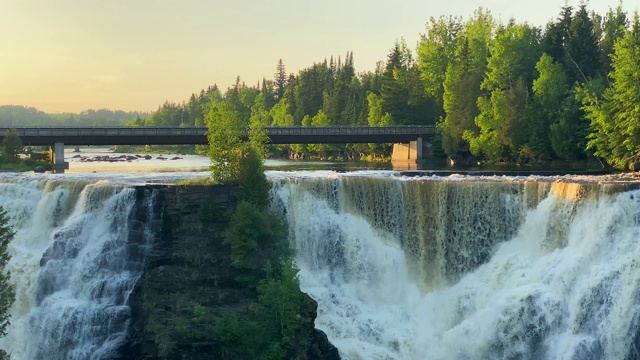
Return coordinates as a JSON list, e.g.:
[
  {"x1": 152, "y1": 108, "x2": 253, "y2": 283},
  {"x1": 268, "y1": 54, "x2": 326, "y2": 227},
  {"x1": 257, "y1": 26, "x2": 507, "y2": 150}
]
[
  {"x1": 391, "y1": 137, "x2": 424, "y2": 168},
  {"x1": 49, "y1": 143, "x2": 69, "y2": 174}
]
